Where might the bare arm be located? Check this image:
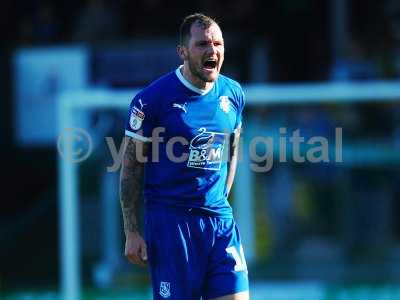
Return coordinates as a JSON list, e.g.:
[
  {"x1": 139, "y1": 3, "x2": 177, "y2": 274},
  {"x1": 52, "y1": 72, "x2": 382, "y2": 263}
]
[
  {"x1": 225, "y1": 128, "x2": 241, "y2": 197},
  {"x1": 120, "y1": 137, "x2": 149, "y2": 266}
]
